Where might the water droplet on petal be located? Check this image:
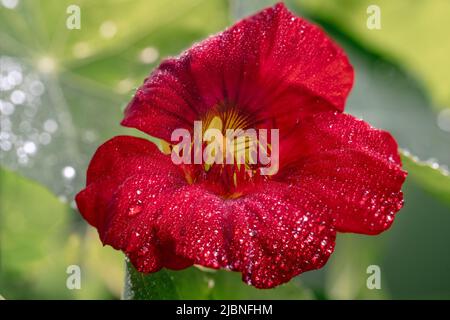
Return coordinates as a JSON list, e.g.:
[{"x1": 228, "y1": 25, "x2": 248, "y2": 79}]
[{"x1": 128, "y1": 205, "x2": 142, "y2": 217}]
